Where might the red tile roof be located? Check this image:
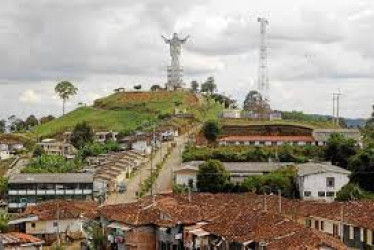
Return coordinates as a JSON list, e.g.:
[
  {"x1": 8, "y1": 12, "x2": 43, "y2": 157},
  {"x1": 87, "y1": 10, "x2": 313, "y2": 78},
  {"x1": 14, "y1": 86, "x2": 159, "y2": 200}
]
[
  {"x1": 0, "y1": 232, "x2": 43, "y2": 245},
  {"x1": 218, "y1": 135, "x2": 315, "y2": 142},
  {"x1": 20, "y1": 200, "x2": 98, "y2": 221}
]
